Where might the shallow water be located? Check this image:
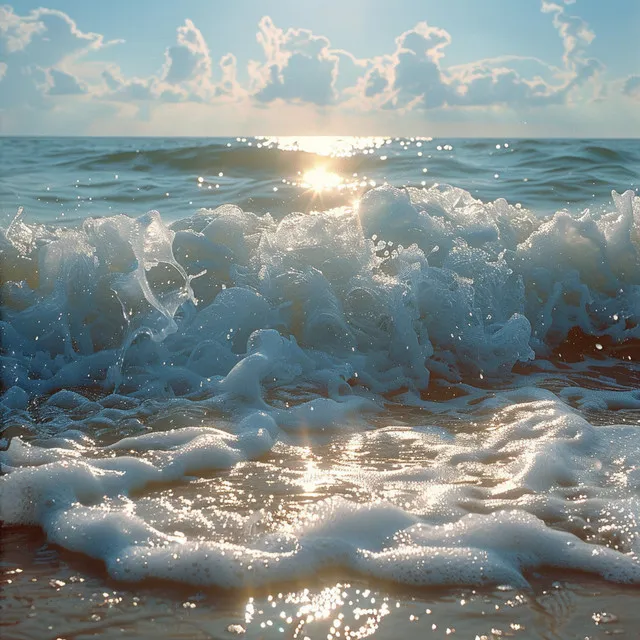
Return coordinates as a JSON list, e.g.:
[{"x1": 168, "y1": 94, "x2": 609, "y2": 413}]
[
  {"x1": 1, "y1": 136, "x2": 639, "y2": 638},
  {"x1": 3, "y1": 528, "x2": 639, "y2": 640}
]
